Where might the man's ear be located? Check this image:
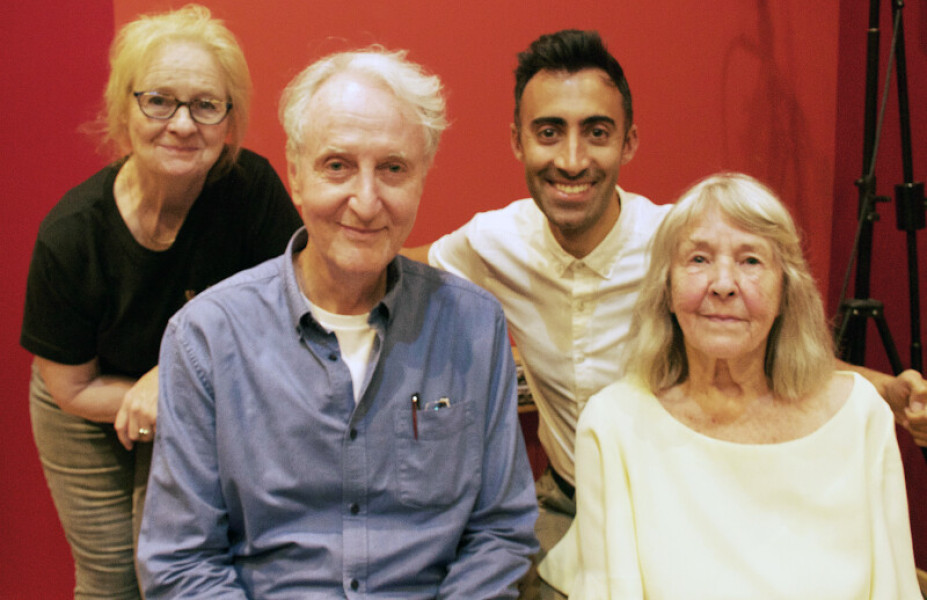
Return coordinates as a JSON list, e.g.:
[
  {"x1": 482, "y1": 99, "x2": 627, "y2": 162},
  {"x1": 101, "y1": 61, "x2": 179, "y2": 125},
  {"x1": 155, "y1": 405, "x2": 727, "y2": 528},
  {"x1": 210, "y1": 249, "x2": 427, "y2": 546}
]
[
  {"x1": 510, "y1": 123, "x2": 525, "y2": 163},
  {"x1": 287, "y1": 160, "x2": 301, "y2": 200},
  {"x1": 621, "y1": 124, "x2": 639, "y2": 166}
]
